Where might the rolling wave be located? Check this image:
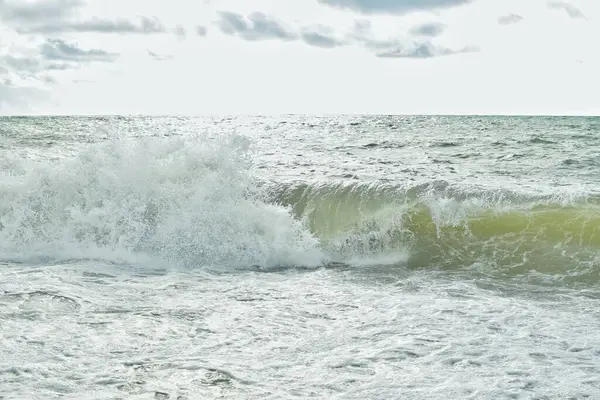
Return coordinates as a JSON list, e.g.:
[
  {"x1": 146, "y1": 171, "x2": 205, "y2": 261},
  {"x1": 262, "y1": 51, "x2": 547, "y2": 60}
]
[
  {"x1": 1, "y1": 134, "x2": 599, "y2": 282},
  {"x1": 272, "y1": 182, "x2": 600, "y2": 279}
]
